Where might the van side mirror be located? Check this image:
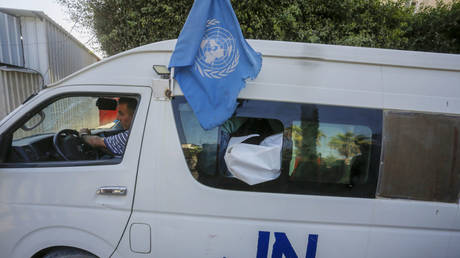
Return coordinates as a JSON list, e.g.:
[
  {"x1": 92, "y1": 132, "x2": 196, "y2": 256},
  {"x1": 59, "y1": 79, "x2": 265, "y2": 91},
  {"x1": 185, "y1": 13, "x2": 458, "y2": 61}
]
[
  {"x1": 21, "y1": 111, "x2": 45, "y2": 131},
  {"x1": 96, "y1": 98, "x2": 118, "y2": 110}
]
